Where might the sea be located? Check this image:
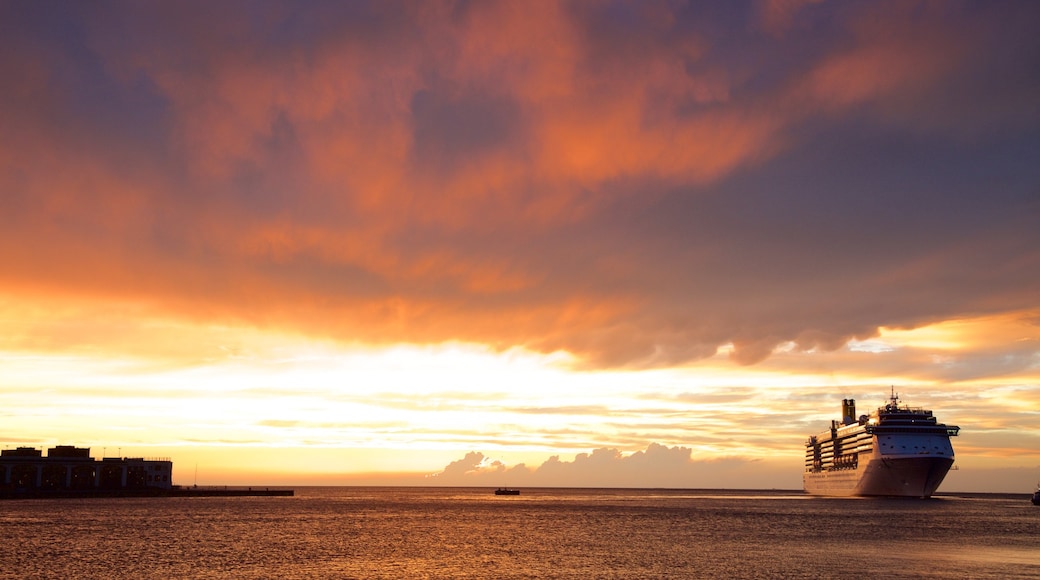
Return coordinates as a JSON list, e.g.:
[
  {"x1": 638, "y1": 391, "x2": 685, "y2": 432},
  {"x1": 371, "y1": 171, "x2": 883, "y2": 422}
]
[{"x1": 1, "y1": 487, "x2": 1037, "y2": 579}]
